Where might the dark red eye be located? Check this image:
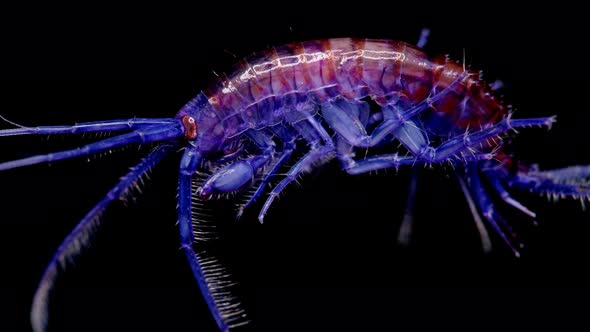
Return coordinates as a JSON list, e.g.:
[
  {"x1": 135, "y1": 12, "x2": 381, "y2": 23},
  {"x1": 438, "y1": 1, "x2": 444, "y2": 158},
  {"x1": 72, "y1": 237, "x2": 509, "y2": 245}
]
[{"x1": 182, "y1": 115, "x2": 198, "y2": 140}]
